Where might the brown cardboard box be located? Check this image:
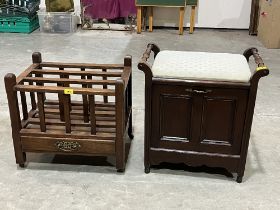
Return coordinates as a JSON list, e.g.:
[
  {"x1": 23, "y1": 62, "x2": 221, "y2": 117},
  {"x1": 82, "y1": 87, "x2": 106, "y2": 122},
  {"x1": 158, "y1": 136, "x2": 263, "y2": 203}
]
[{"x1": 258, "y1": 0, "x2": 280, "y2": 48}]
